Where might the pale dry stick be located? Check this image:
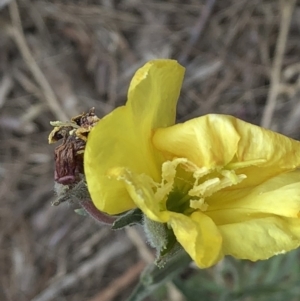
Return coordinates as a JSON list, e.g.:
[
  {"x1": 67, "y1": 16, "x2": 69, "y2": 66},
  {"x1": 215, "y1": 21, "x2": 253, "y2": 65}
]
[
  {"x1": 73, "y1": 228, "x2": 110, "y2": 261},
  {"x1": 30, "y1": 237, "x2": 132, "y2": 301},
  {"x1": 88, "y1": 260, "x2": 146, "y2": 301},
  {"x1": 0, "y1": 0, "x2": 11, "y2": 9},
  {"x1": 106, "y1": 55, "x2": 118, "y2": 109},
  {"x1": 261, "y1": 0, "x2": 297, "y2": 128},
  {"x1": 20, "y1": 103, "x2": 46, "y2": 124},
  {"x1": 0, "y1": 74, "x2": 13, "y2": 109},
  {"x1": 8, "y1": 0, "x2": 68, "y2": 121},
  {"x1": 14, "y1": 69, "x2": 42, "y2": 97},
  {"x1": 125, "y1": 227, "x2": 186, "y2": 301}
]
